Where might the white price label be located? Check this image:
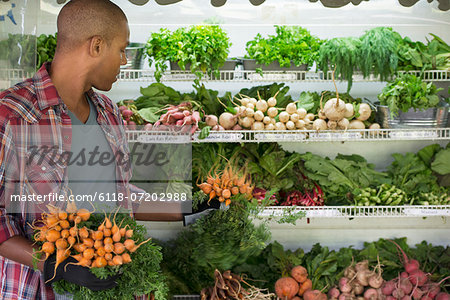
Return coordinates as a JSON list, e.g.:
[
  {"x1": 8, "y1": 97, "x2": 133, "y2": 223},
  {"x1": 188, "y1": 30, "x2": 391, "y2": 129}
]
[
  {"x1": 309, "y1": 132, "x2": 362, "y2": 140},
  {"x1": 389, "y1": 131, "x2": 438, "y2": 139},
  {"x1": 247, "y1": 73, "x2": 297, "y2": 81},
  {"x1": 255, "y1": 133, "x2": 306, "y2": 141},
  {"x1": 137, "y1": 134, "x2": 190, "y2": 143},
  {"x1": 193, "y1": 133, "x2": 243, "y2": 142},
  {"x1": 305, "y1": 209, "x2": 341, "y2": 217},
  {"x1": 403, "y1": 208, "x2": 450, "y2": 216}
]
